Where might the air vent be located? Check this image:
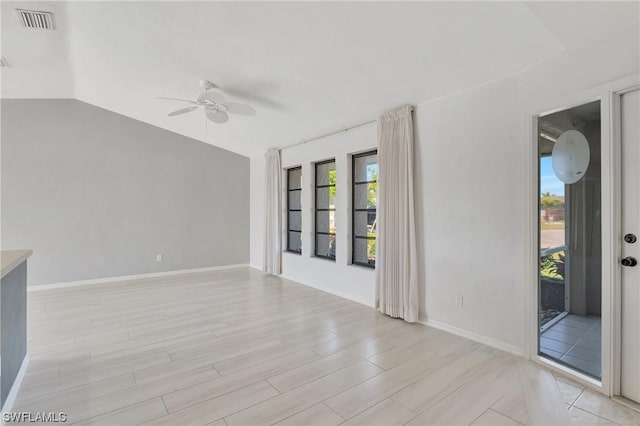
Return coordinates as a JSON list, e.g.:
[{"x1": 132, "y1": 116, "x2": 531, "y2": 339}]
[{"x1": 16, "y1": 9, "x2": 54, "y2": 30}]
